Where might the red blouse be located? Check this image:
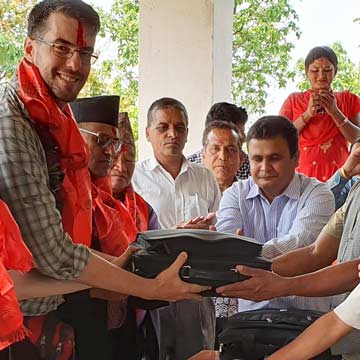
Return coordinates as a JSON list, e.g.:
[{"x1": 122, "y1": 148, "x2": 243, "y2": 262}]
[{"x1": 280, "y1": 90, "x2": 360, "y2": 181}]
